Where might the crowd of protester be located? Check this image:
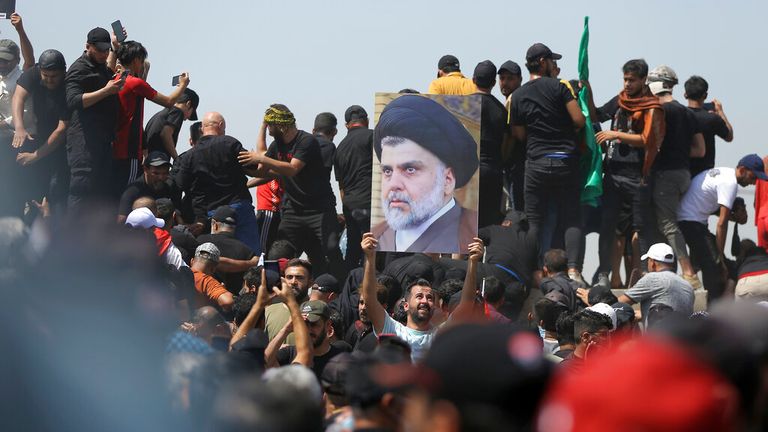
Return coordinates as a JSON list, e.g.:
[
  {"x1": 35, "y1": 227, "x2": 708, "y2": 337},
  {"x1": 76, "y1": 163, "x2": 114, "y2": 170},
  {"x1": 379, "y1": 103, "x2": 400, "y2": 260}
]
[{"x1": 3, "y1": 15, "x2": 768, "y2": 432}]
